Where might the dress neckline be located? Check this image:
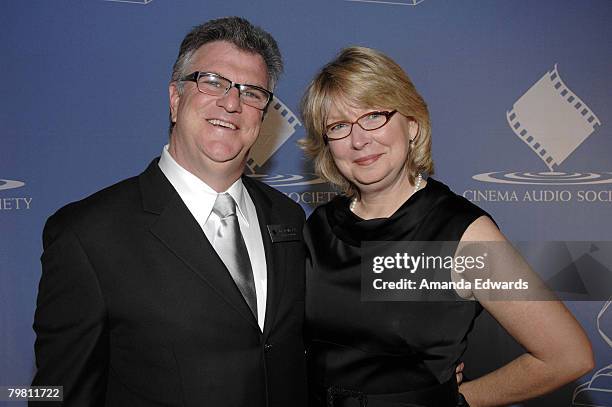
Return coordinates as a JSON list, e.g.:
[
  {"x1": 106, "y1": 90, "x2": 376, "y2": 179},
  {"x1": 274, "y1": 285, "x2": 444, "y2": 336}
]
[
  {"x1": 326, "y1": 178, "x2": 450, "y2": 245},
  {"x1": 347, "y1": 179, "x2": 429, "y2": 222}
]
